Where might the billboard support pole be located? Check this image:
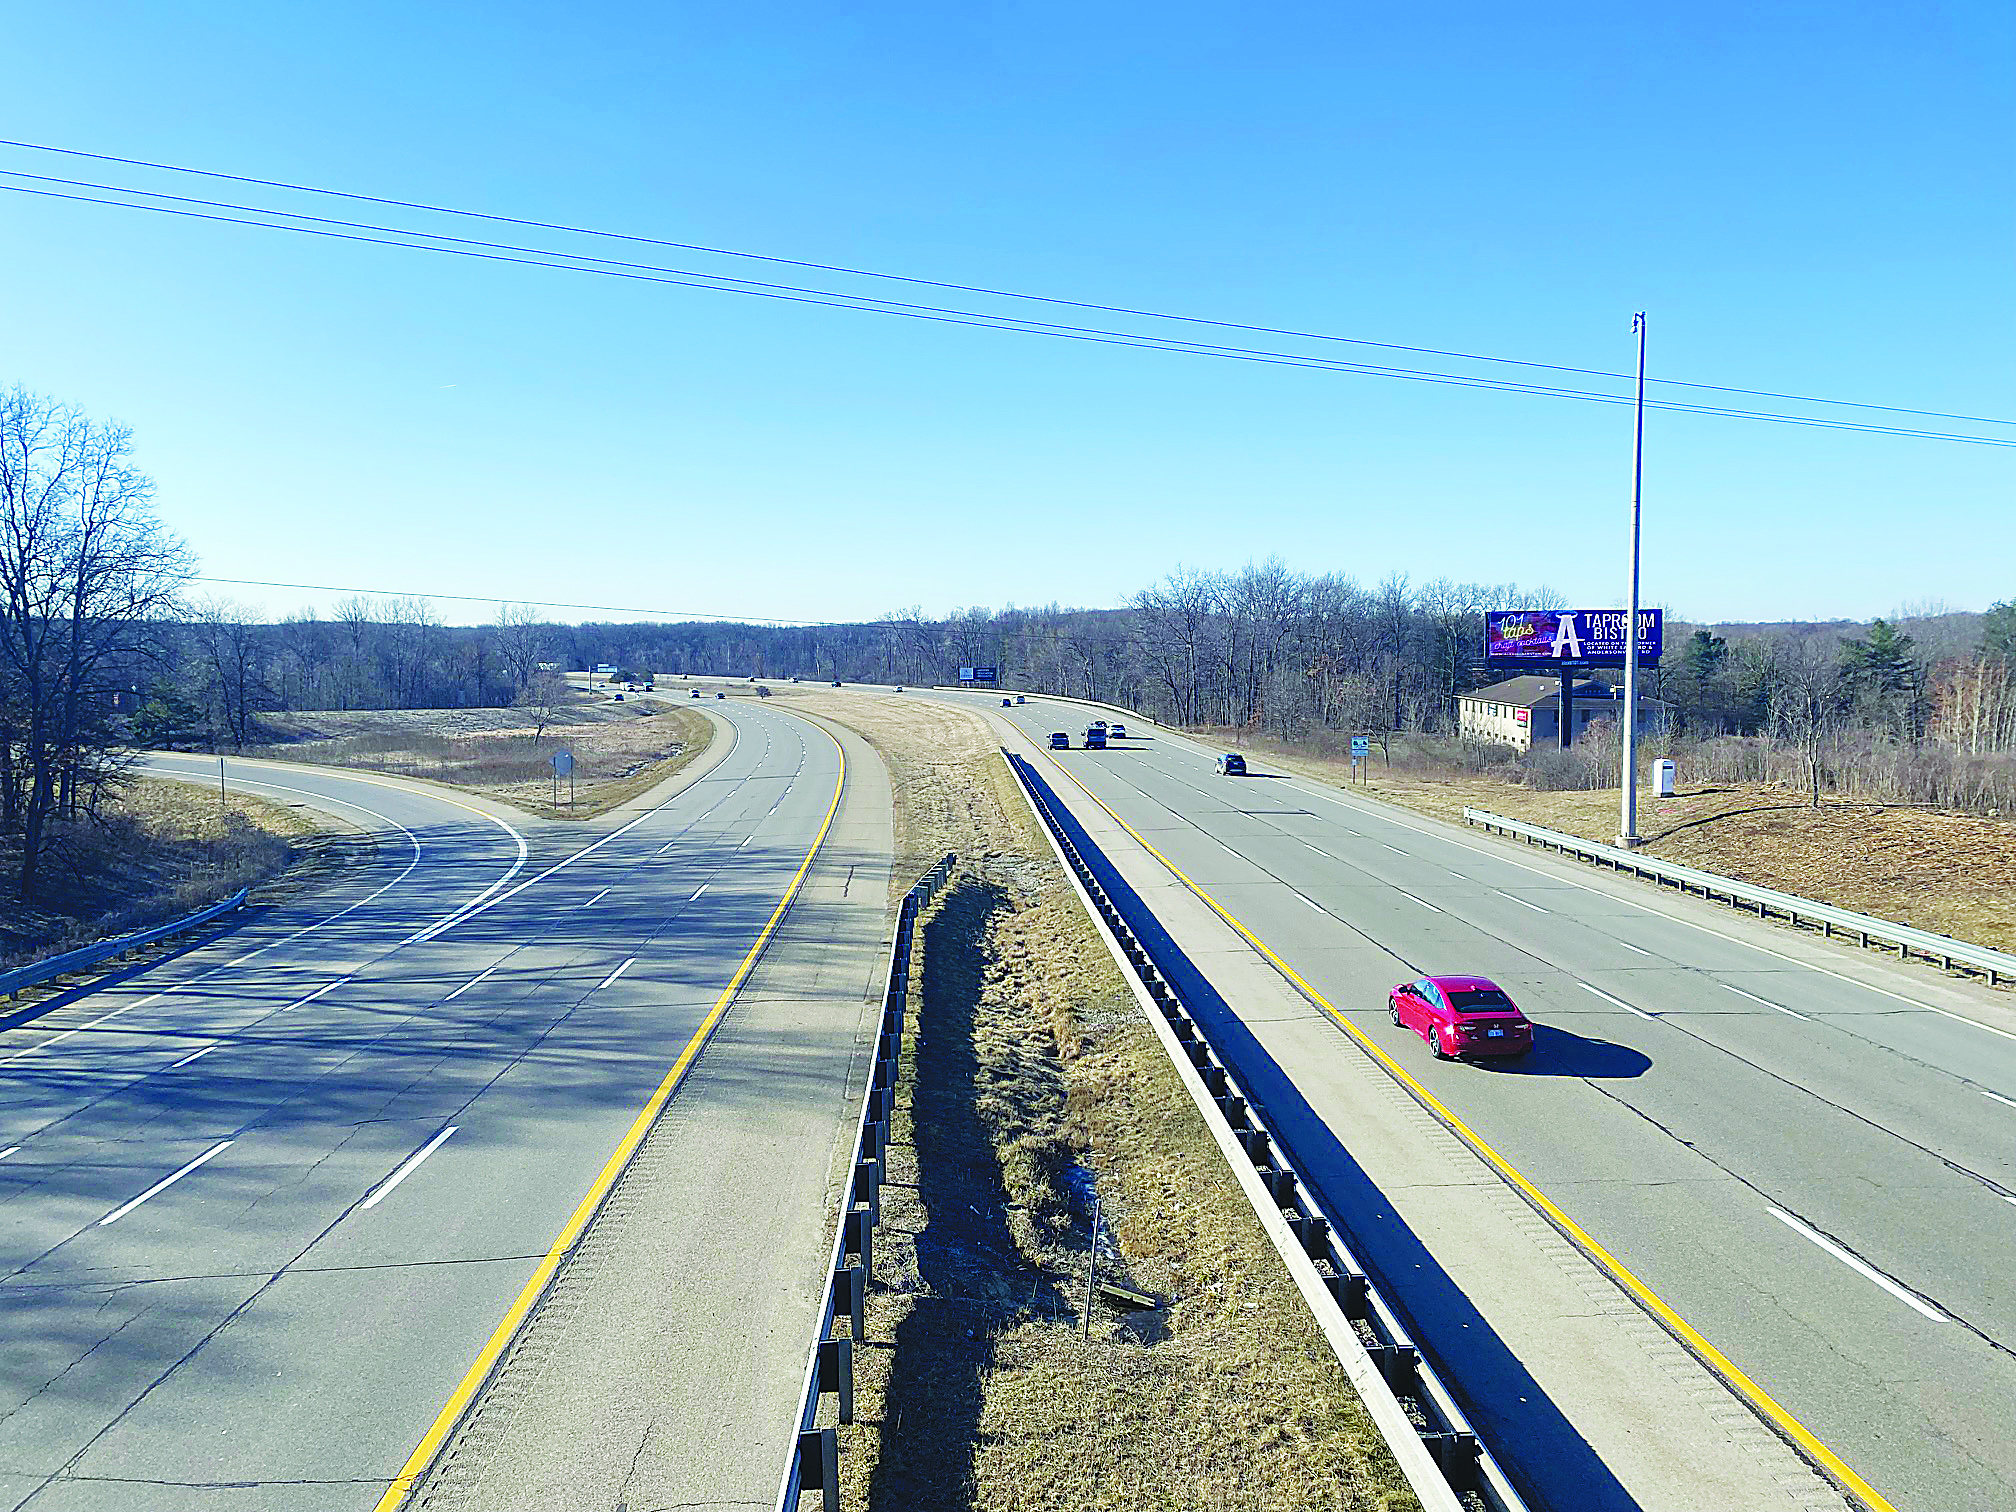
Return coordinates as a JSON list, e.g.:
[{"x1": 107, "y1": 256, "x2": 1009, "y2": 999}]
[
  {"x1": 1559, "y1": 670, "x2": 1573, "y2": 749},
  {"x1": 1619, "y1": 313, "x2": 1647, "y2": 847}
]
